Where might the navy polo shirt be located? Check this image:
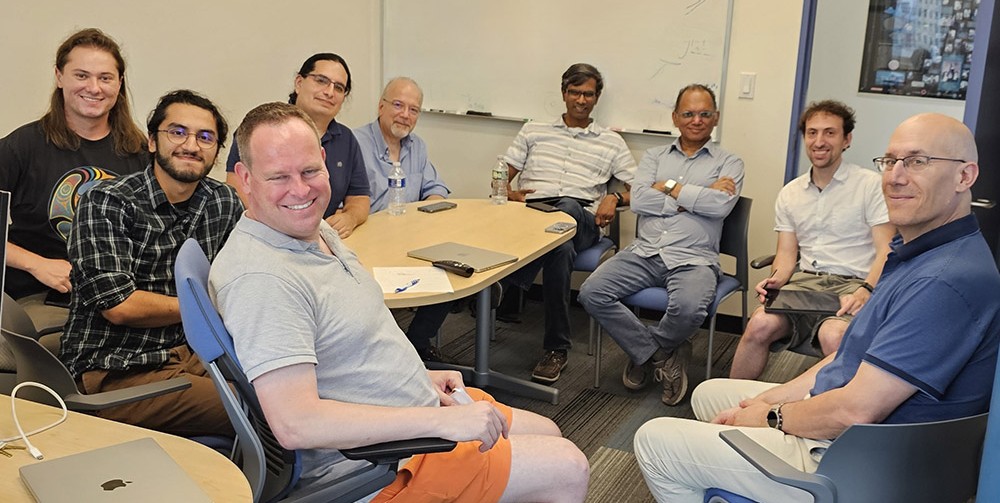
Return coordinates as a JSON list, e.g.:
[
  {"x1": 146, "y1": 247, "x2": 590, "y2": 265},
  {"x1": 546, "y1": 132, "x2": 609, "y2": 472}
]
[{"x1": 811, "y1": 214, "x2": 1000, "y2": 423}]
